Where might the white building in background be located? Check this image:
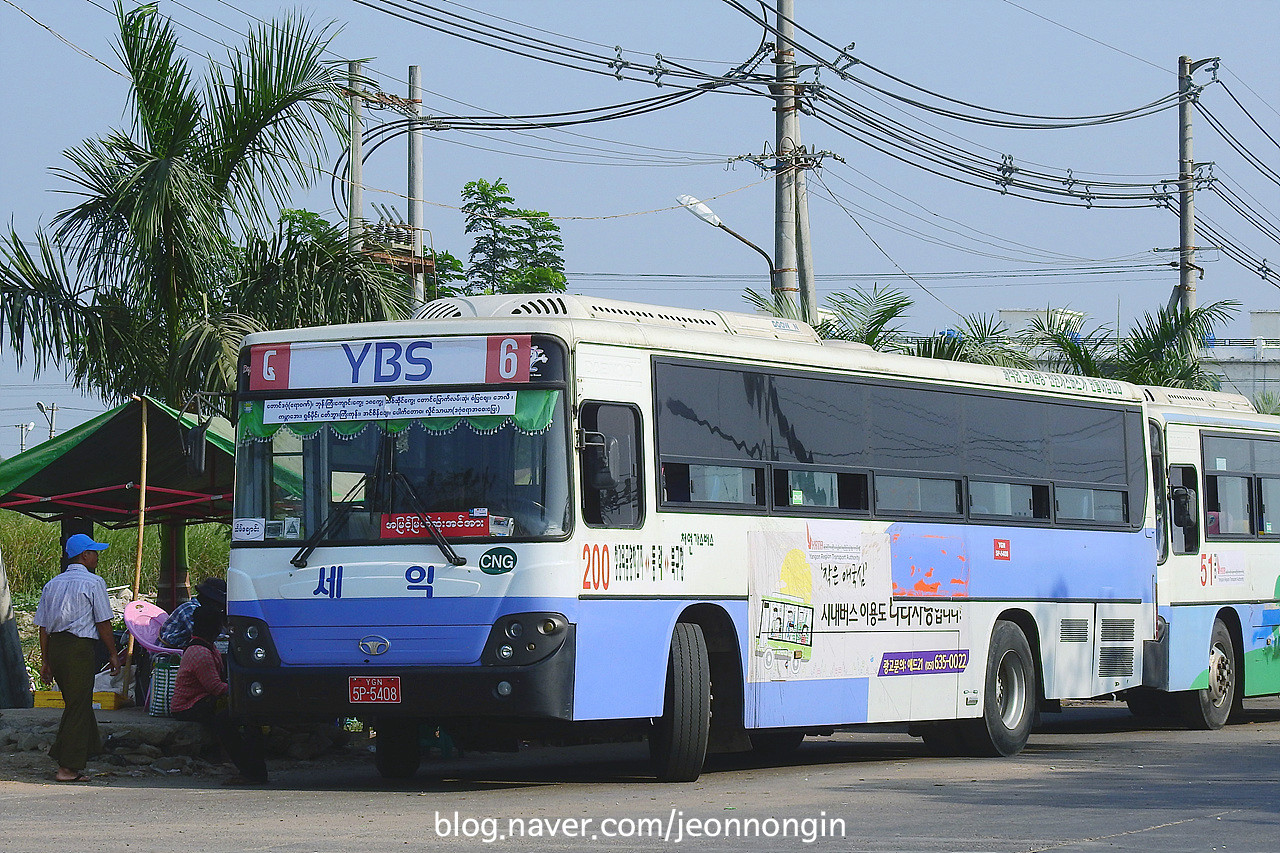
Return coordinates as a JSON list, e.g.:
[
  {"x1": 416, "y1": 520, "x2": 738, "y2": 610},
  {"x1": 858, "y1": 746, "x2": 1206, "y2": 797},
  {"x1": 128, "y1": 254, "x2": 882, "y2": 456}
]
[{"x1": 997, "y1": 308, "x2": 1280, "y2": 406}]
